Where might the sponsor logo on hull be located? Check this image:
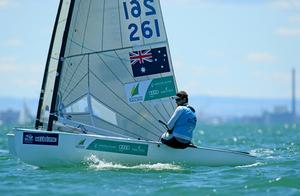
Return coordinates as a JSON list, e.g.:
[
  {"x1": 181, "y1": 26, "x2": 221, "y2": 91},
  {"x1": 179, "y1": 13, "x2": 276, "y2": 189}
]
[
  {"x1": 87, "y1": 139, "x2": 148, "y2": 156},
  {"x1": 23, "y1": 132, "x2": 59, "y2": 146},
  {"x1": 75, "y1": 139, "x2": 86, "y2": 149}
]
